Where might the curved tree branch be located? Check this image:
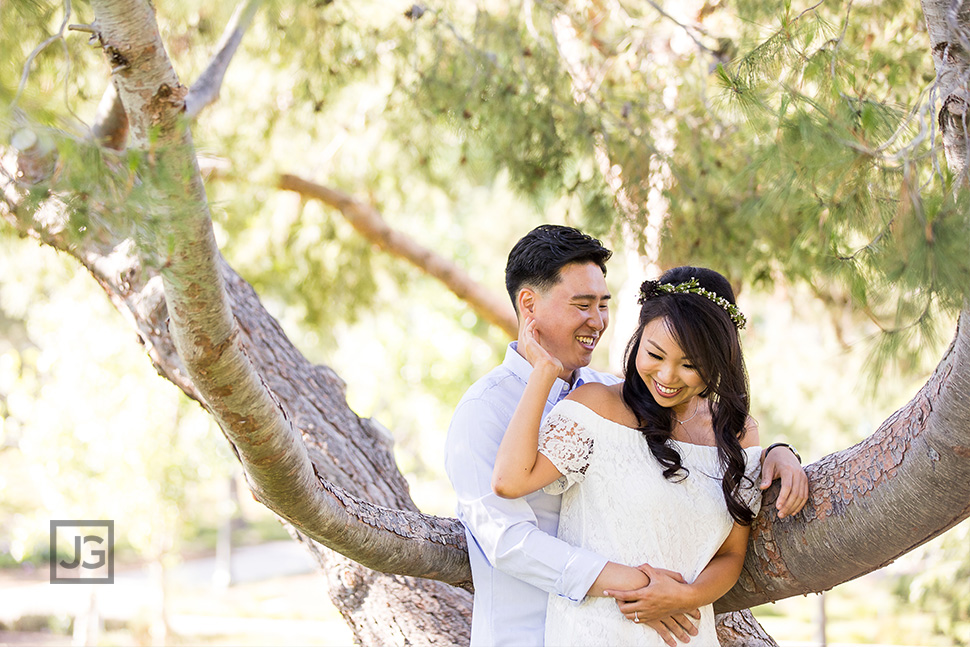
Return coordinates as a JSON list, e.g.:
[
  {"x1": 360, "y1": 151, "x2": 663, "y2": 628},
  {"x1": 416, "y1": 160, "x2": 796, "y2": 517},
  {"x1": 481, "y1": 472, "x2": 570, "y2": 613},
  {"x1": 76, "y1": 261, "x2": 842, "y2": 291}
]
[
  {"x1": 279, "y1": 173, "x2": 518, "y2": 338},
  {"x1": 718, "y1": 309, "x2": 970, "y2": 611},
  {"x1": 80, "y1": 0, "x2": 474, "y2": 589},
  {"x1": 1, "y1": 130, "x2": 475, "y2": 590}
]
